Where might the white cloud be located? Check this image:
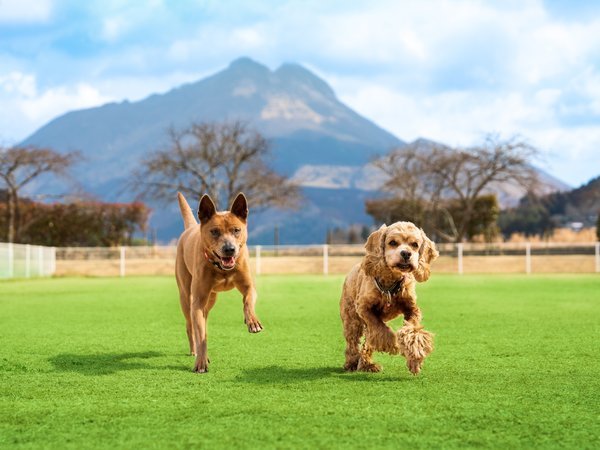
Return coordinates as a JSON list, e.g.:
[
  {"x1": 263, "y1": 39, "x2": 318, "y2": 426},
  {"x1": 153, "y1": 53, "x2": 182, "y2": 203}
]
[
  {"x1": 0, "y1": 72, "x2": 113, "y2": 142},
  {"x1": 333, "y1": 74, "x2": 599, "y2": 186},
  {"x1": 0, "y1": 0, "x2": 53, "y2": 23},
  {"x1": 0, "y1": 72, "x2": 37, "y2": 97},
  {"x1": 1, "y1": 0, "x2": 599, "y2": 185},
  {"x1": 19, "y1": 83, "x2": 112, "y2": 122},
  {"x1": 101, "y1": 16, "x2": 130, "y2": 42}
]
